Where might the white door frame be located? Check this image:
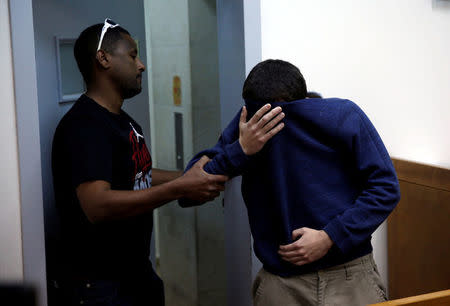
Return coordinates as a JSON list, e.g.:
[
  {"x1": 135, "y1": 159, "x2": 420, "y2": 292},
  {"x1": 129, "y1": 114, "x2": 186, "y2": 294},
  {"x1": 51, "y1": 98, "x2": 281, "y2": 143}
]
[{"x1": 8, "y1": 1, "x2": 47, "y2": 306}]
